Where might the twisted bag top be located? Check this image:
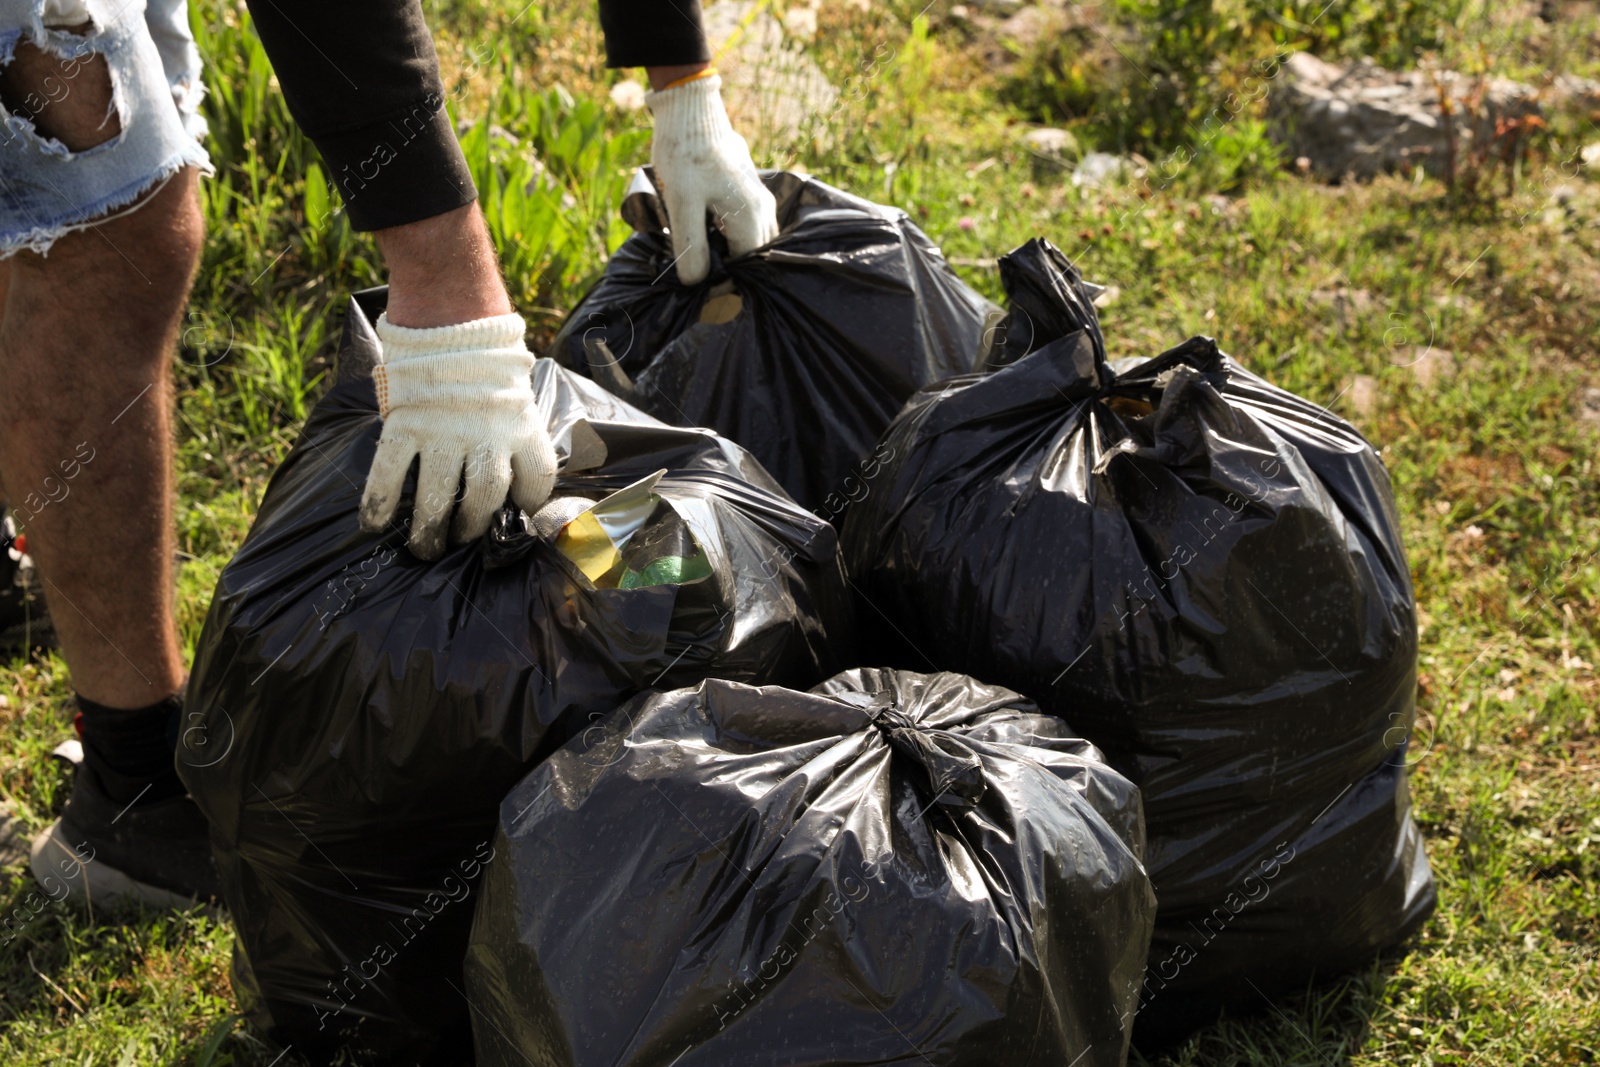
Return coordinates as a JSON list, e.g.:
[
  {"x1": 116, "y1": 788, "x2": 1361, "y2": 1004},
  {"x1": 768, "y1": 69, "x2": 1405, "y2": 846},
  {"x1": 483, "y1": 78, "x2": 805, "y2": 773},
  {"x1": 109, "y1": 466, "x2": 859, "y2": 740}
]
[{"x1": 466, "y1": 668, "x2": 1156, "y2": 1067}]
